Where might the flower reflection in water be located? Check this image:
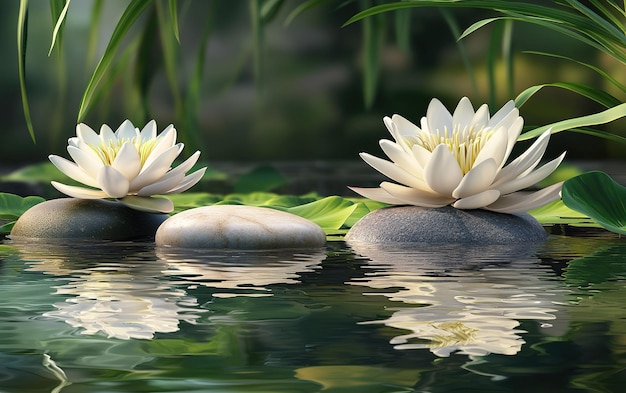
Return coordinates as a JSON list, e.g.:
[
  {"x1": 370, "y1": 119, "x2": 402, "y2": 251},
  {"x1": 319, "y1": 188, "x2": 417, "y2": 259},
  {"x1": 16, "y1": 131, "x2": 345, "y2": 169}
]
[
  {"x1": 18, "y1": 242, "x2": 201, "y2": 340},
  {"x1": 157, "y1": 248, "x2": 326, "y2": 298},
  {"x1": 348, "y1": 242, "x2": 570, "y2": 357}
]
